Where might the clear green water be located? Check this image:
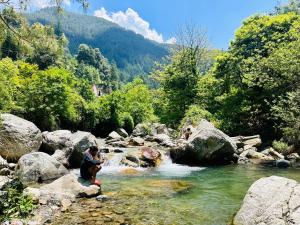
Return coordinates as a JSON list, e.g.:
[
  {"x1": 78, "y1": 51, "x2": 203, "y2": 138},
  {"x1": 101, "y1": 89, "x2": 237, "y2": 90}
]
[{"x1": 54, "y1": 165, "x2": 300, "y2": 225}]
